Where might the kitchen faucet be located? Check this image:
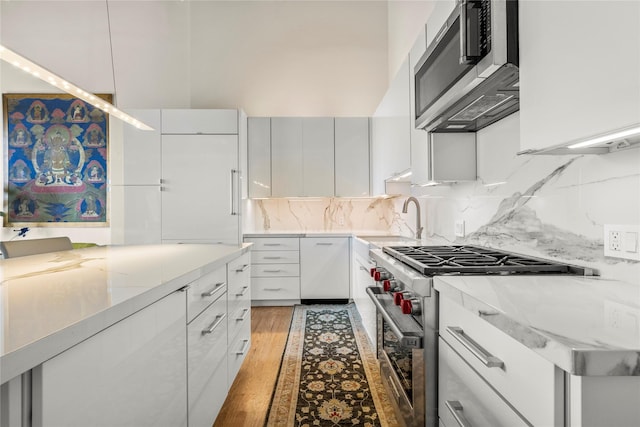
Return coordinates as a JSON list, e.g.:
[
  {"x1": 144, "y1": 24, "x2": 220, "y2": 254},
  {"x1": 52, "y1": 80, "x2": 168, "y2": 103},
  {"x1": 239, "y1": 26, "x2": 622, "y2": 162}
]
[{"x1": 402, "y1": 197, "x2": 423, "y2": 240}]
